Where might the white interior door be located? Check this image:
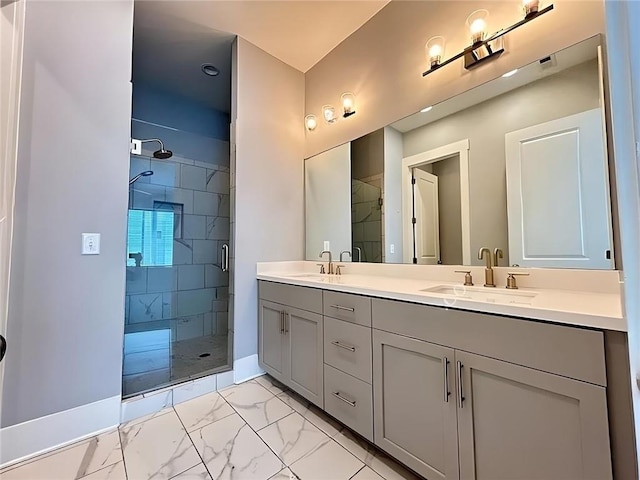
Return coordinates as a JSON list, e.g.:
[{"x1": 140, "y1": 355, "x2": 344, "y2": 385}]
[
  {"x1": 0, "y1": 0, "x2": 26, "y2": 408},
  {"x1": 505, "y1": 108, "x2": 614, "y2": 269},
  {"x1": 413, "y1": 169, "x2": 440, "y2": 265}
]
